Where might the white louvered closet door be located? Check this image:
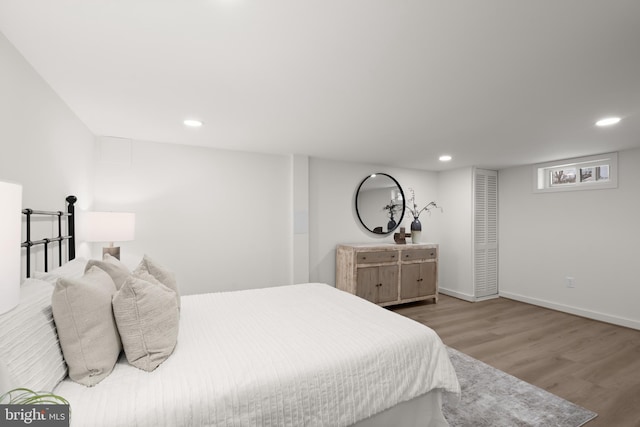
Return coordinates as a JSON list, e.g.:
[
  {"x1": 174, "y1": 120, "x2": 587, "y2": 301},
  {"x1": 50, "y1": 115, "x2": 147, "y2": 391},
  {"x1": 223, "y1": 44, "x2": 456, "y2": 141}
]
[{"x1": 474, "y1": 169, "x2": 498, "y2": 298}]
